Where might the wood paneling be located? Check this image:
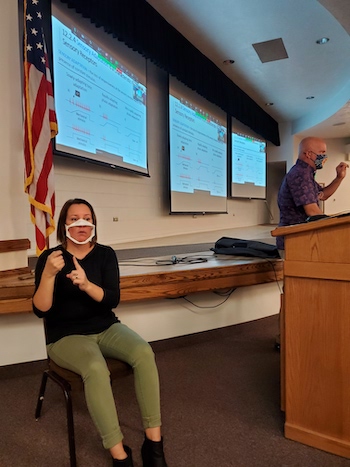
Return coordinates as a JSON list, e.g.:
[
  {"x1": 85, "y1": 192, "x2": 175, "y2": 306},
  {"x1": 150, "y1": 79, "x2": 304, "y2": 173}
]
[
  {"x1": 0, "y1": 256, "x2": 283, "y2": 314},
  {"x1": 273, "y1": 216, "x2": 350, "y2": 458},
  {"x1": 0, "y1": 239, "x2": 30, "y2": 253}
]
